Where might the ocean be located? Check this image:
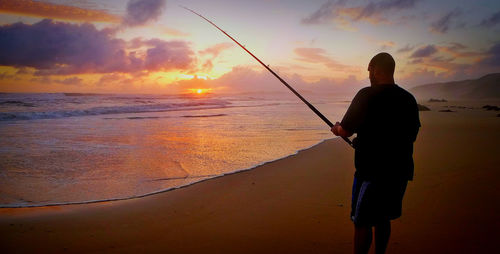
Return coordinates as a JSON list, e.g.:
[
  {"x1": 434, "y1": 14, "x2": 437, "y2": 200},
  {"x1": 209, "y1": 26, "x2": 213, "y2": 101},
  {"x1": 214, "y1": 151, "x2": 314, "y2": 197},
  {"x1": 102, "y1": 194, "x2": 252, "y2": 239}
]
[{"x1": 0, "y1": 92, "x2": 351, "y2": 207}]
